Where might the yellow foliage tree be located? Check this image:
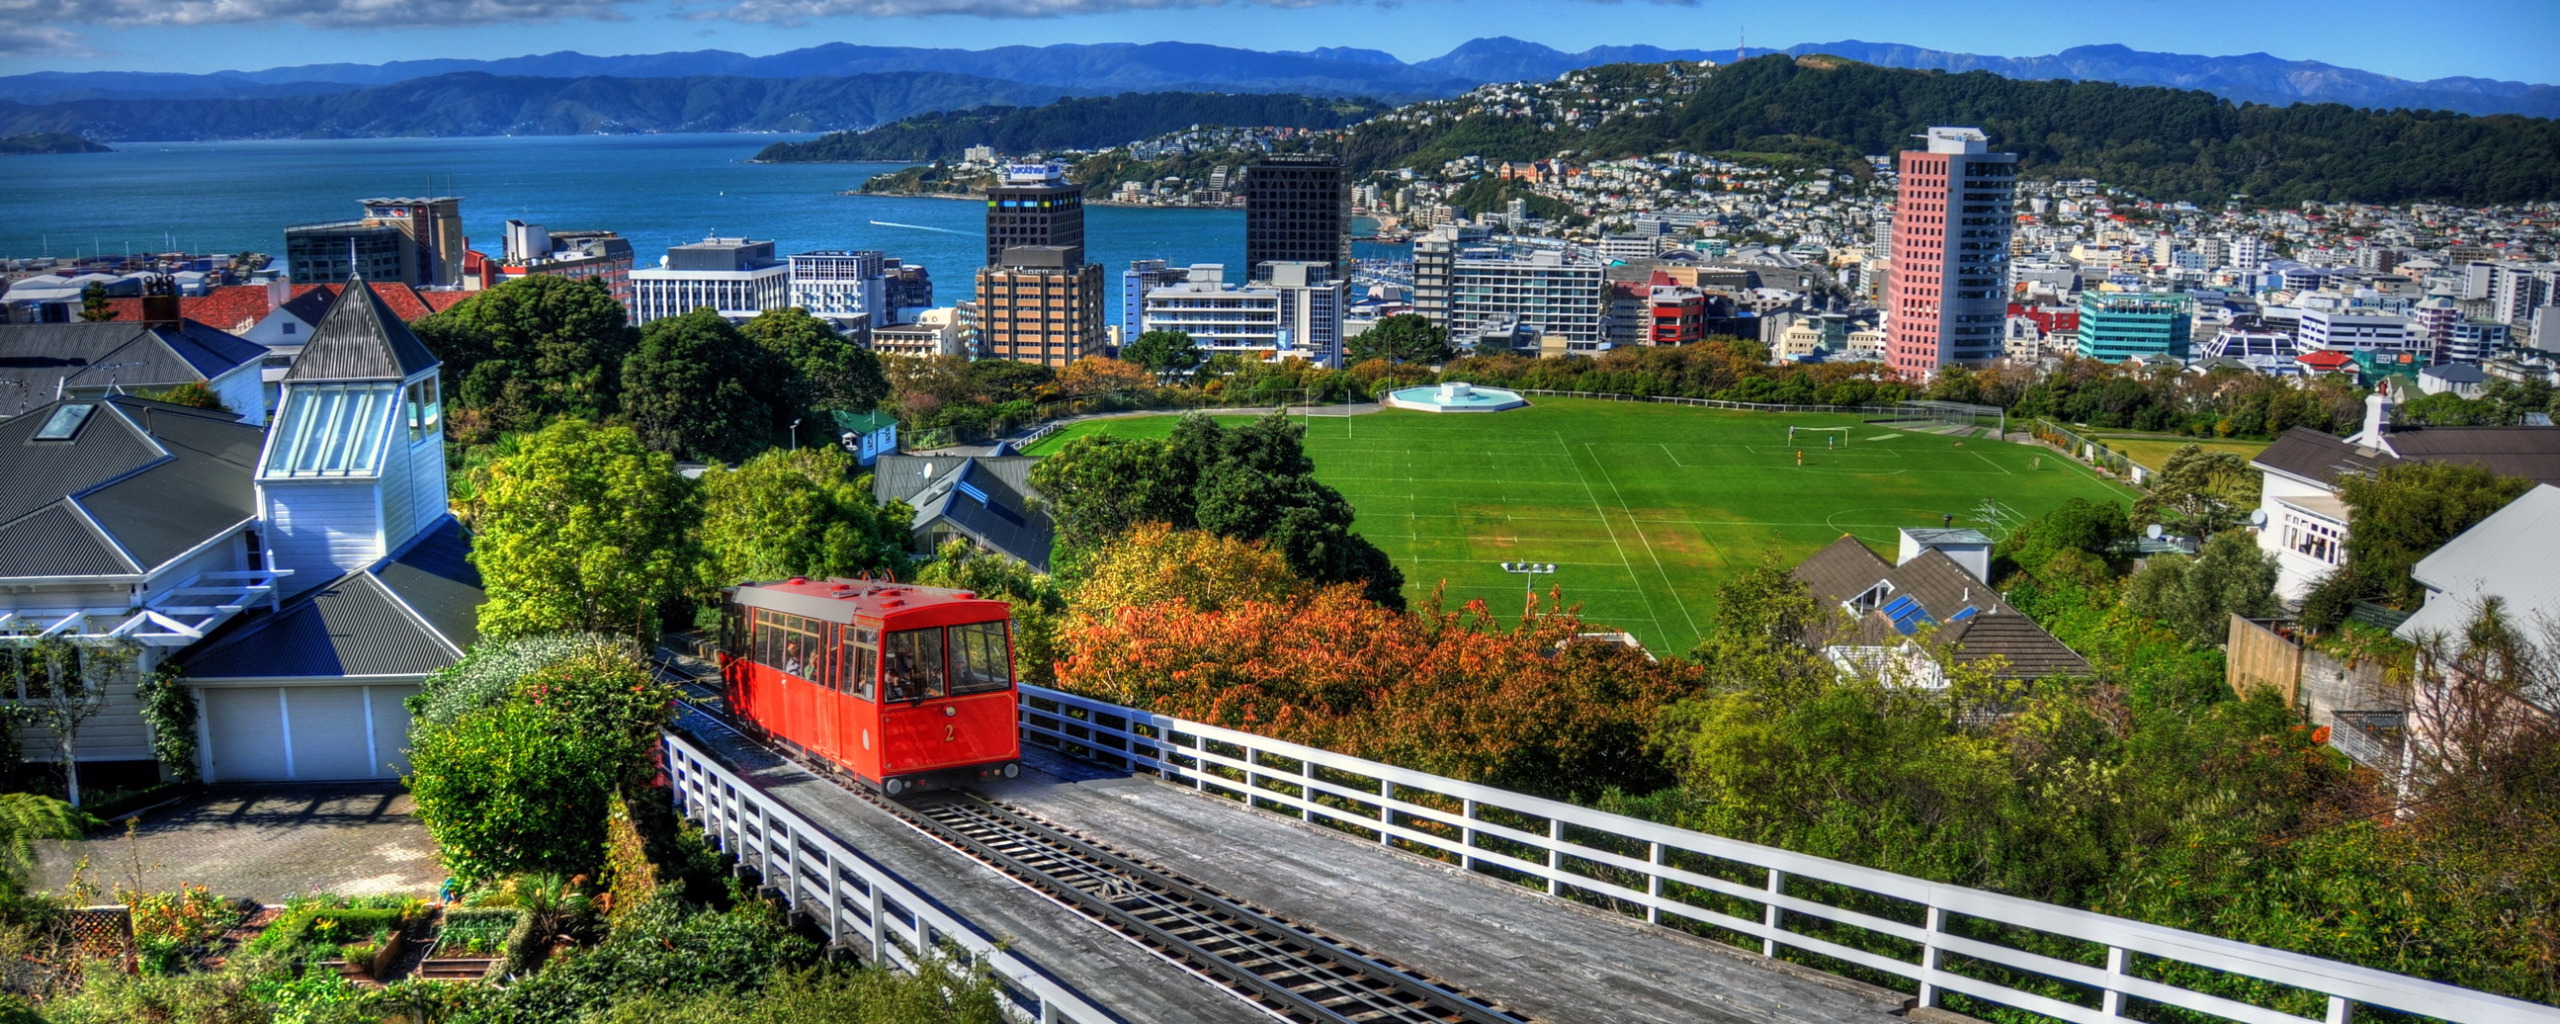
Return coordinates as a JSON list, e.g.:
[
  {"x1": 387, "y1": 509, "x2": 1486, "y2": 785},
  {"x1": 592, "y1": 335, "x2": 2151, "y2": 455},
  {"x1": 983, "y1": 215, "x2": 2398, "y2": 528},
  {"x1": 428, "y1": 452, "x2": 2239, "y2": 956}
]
[{"x1": 1072, "y1": 524, "x2": 1299, "y2": 616}]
